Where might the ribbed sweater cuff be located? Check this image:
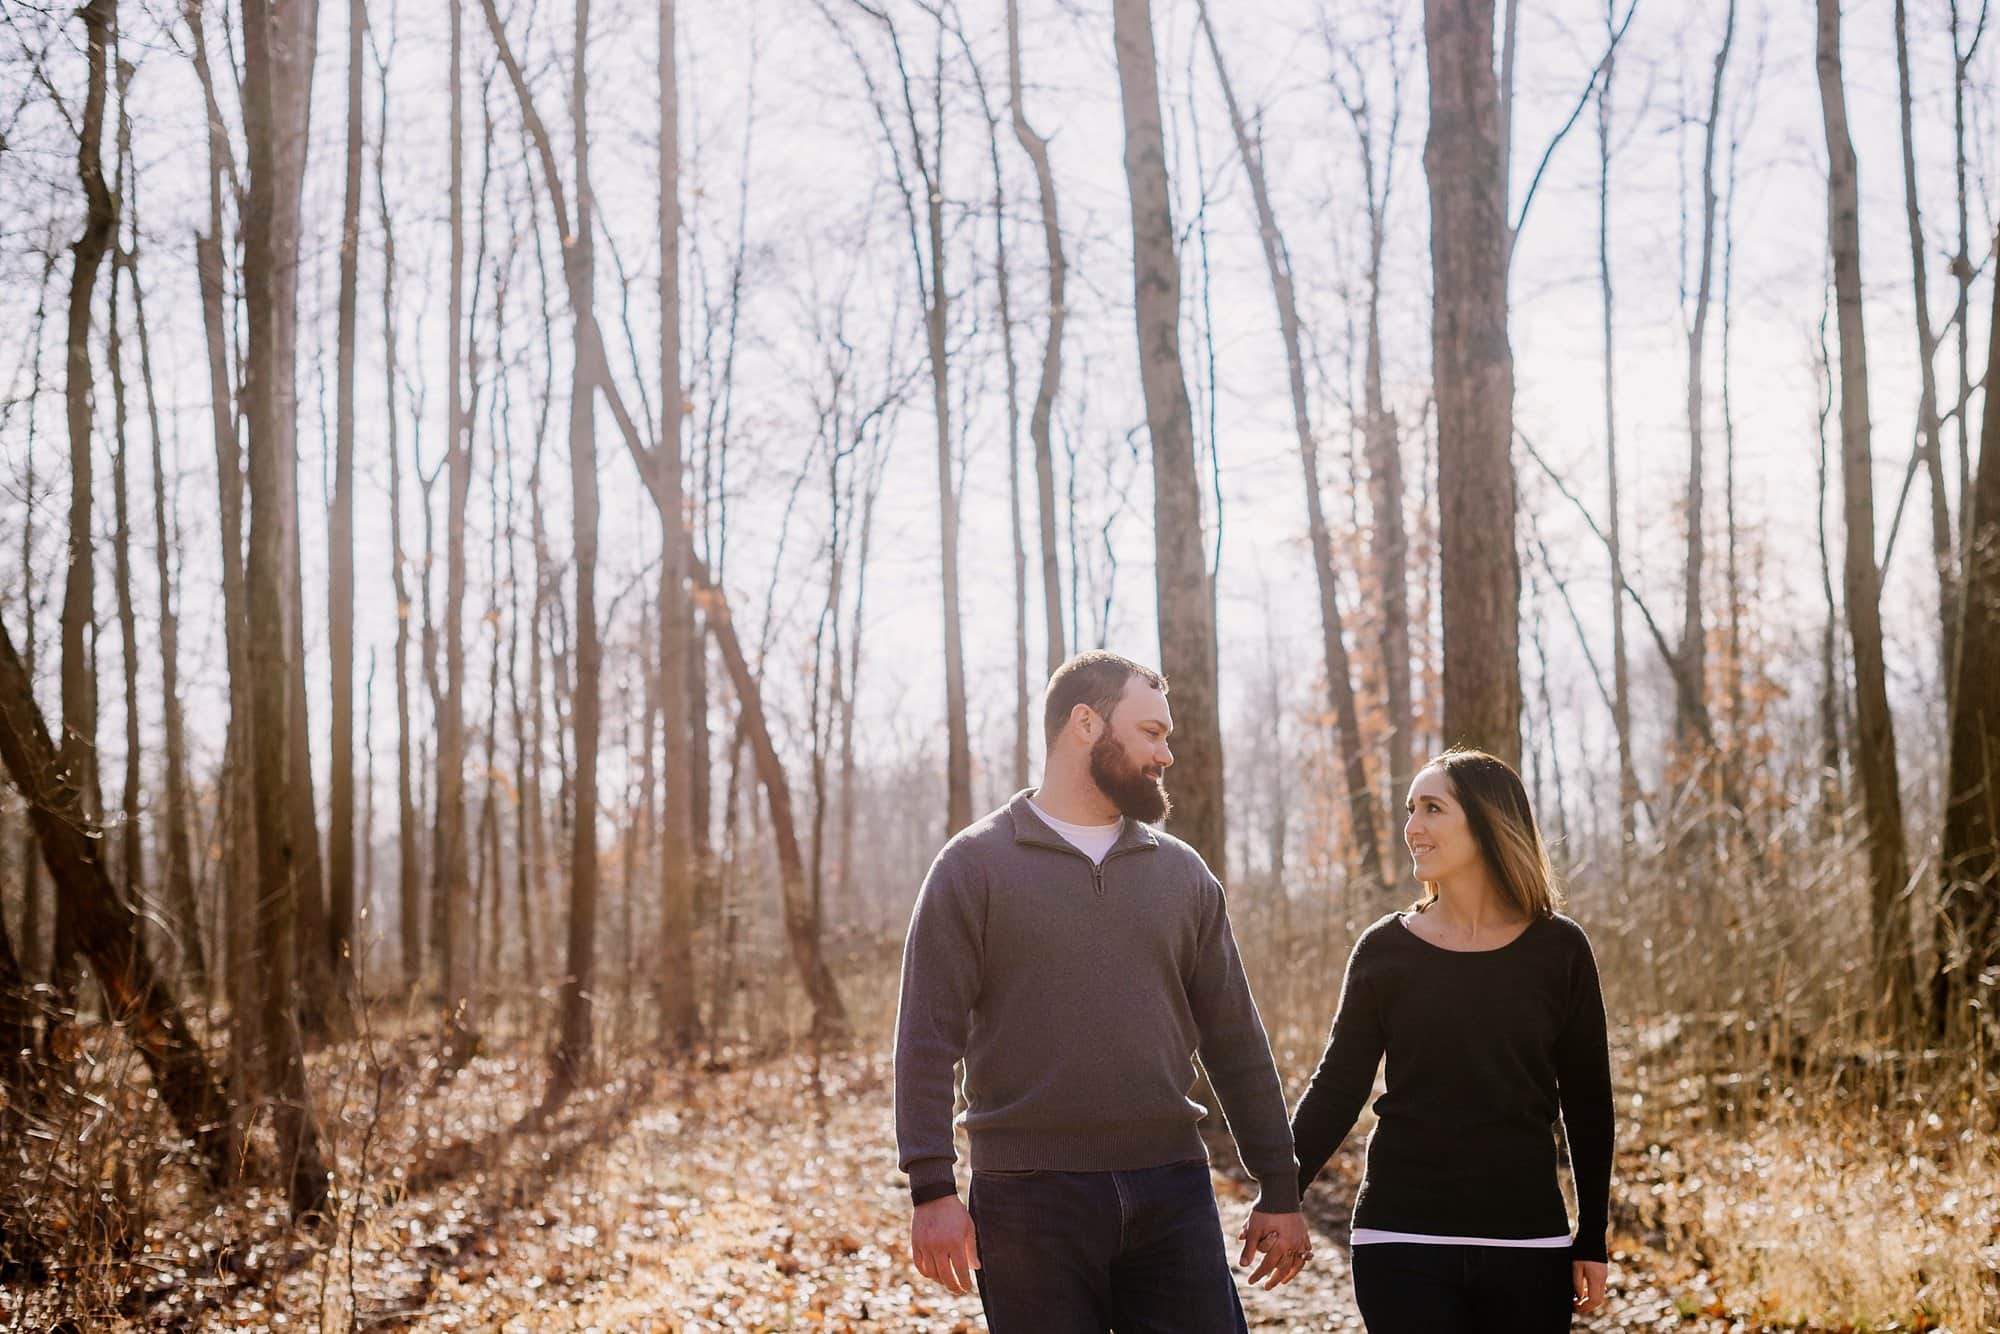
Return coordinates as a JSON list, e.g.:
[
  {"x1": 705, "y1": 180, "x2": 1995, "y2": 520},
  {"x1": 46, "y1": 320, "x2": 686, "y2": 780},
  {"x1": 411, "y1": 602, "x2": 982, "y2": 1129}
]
[
  {"x1": 906, "y1": 1157, "x2": 958, "y2": 1205},
  {"x1": 1250, "y1": 1177, "x2": 1300, "y2": 1214}
]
